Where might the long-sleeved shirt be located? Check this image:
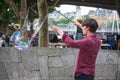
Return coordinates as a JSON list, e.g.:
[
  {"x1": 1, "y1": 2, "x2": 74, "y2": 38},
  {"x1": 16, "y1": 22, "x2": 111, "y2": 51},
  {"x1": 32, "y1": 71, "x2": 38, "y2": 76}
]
[{"x1": 62, "y1": 34, "x2": 101, "y2": 76}]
